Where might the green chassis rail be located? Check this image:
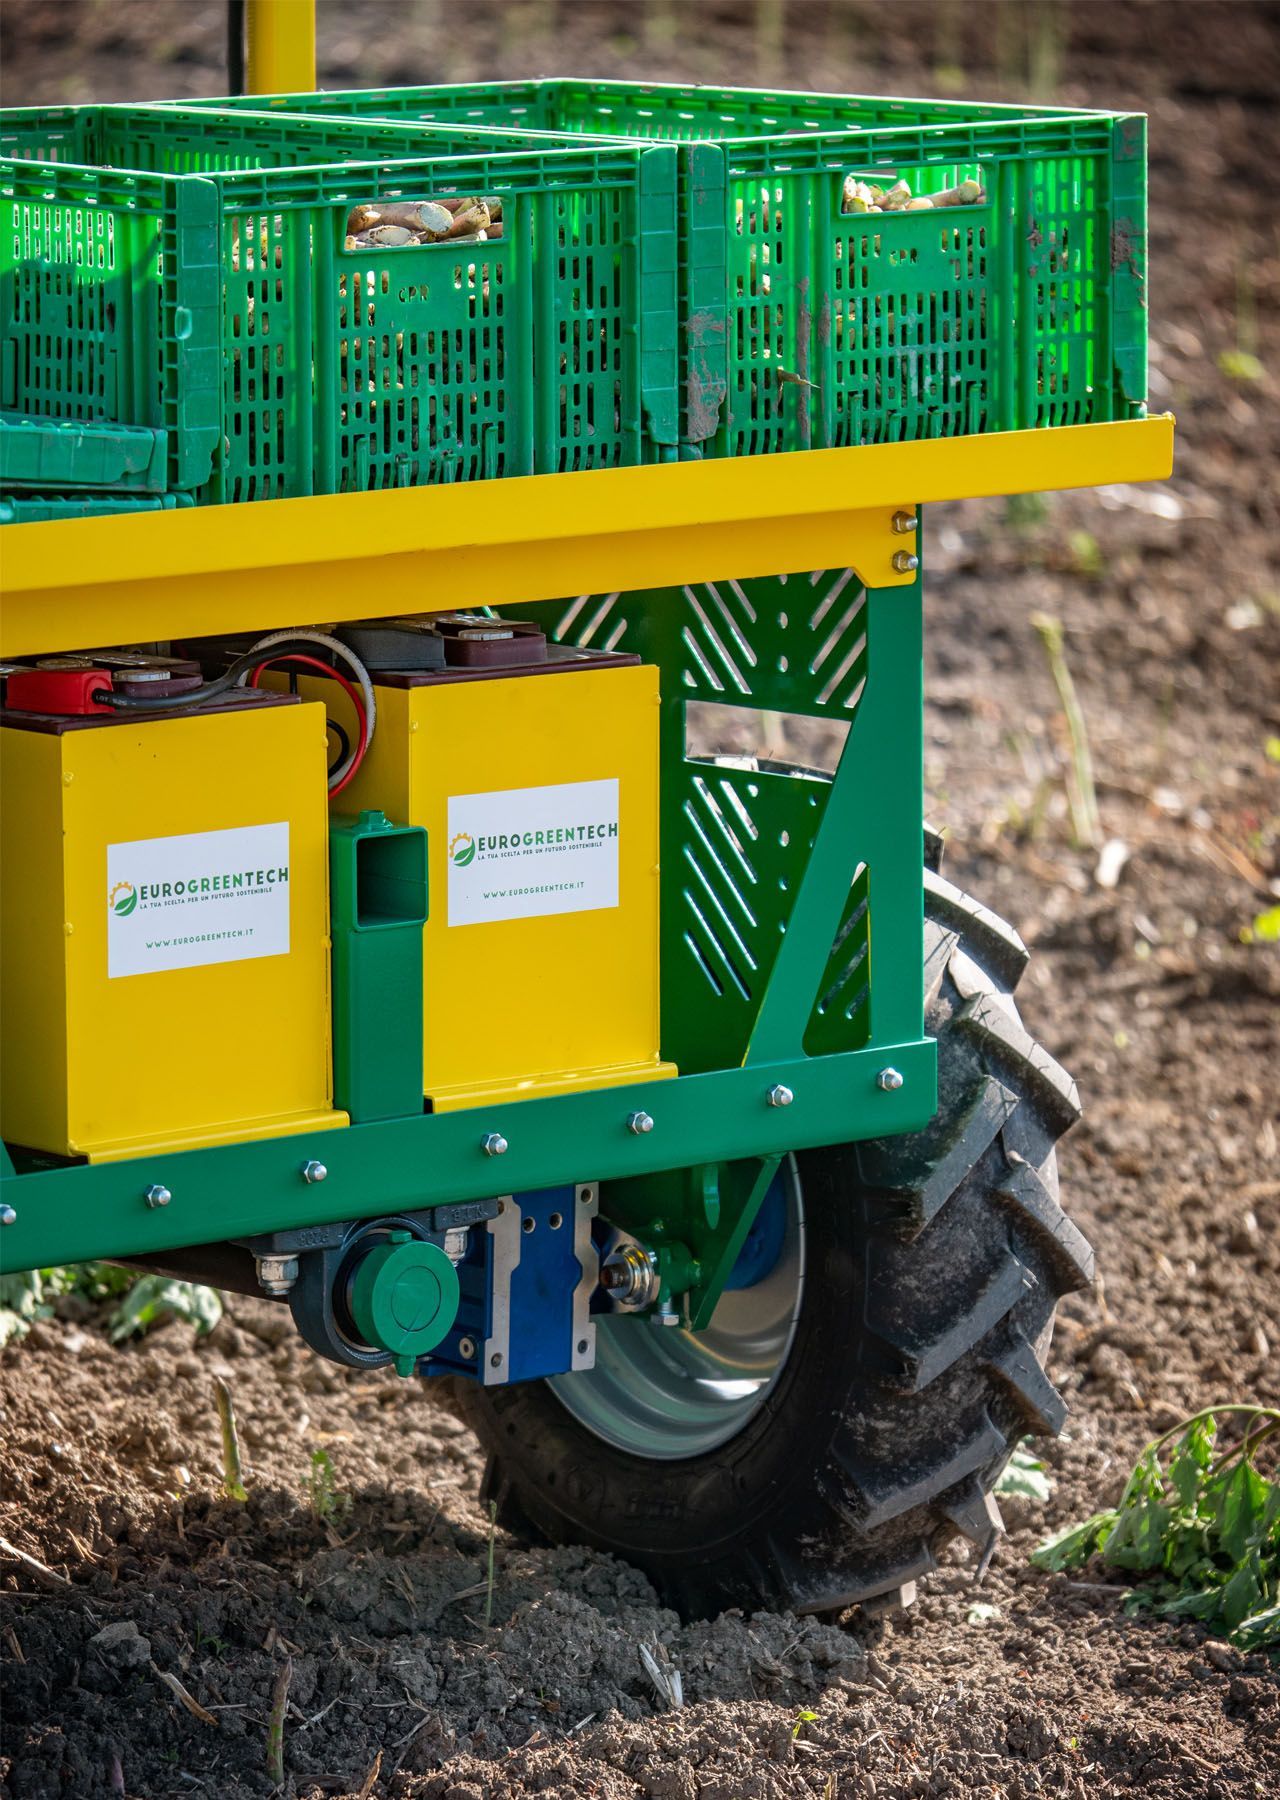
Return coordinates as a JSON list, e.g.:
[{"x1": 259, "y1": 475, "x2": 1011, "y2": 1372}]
[{"x1": 0, "y1": 423, "x2": 1175, "y2": 1317}]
